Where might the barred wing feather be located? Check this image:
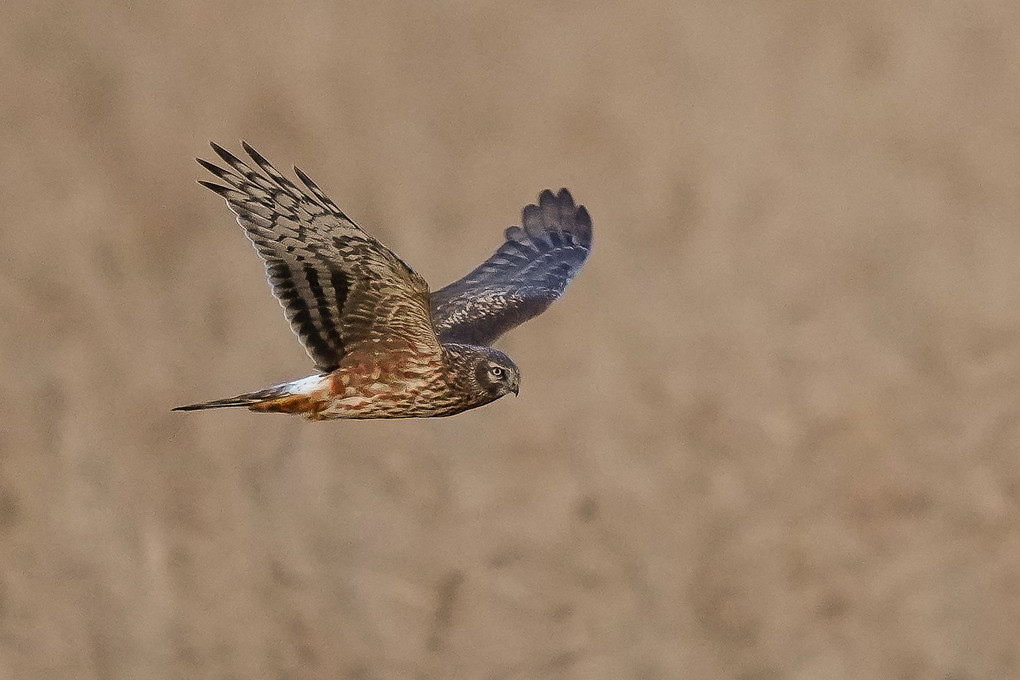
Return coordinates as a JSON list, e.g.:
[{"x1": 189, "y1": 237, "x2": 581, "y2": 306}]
[{"x1": 199, "y1": 142, "x2": 439, "y2": 372}]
